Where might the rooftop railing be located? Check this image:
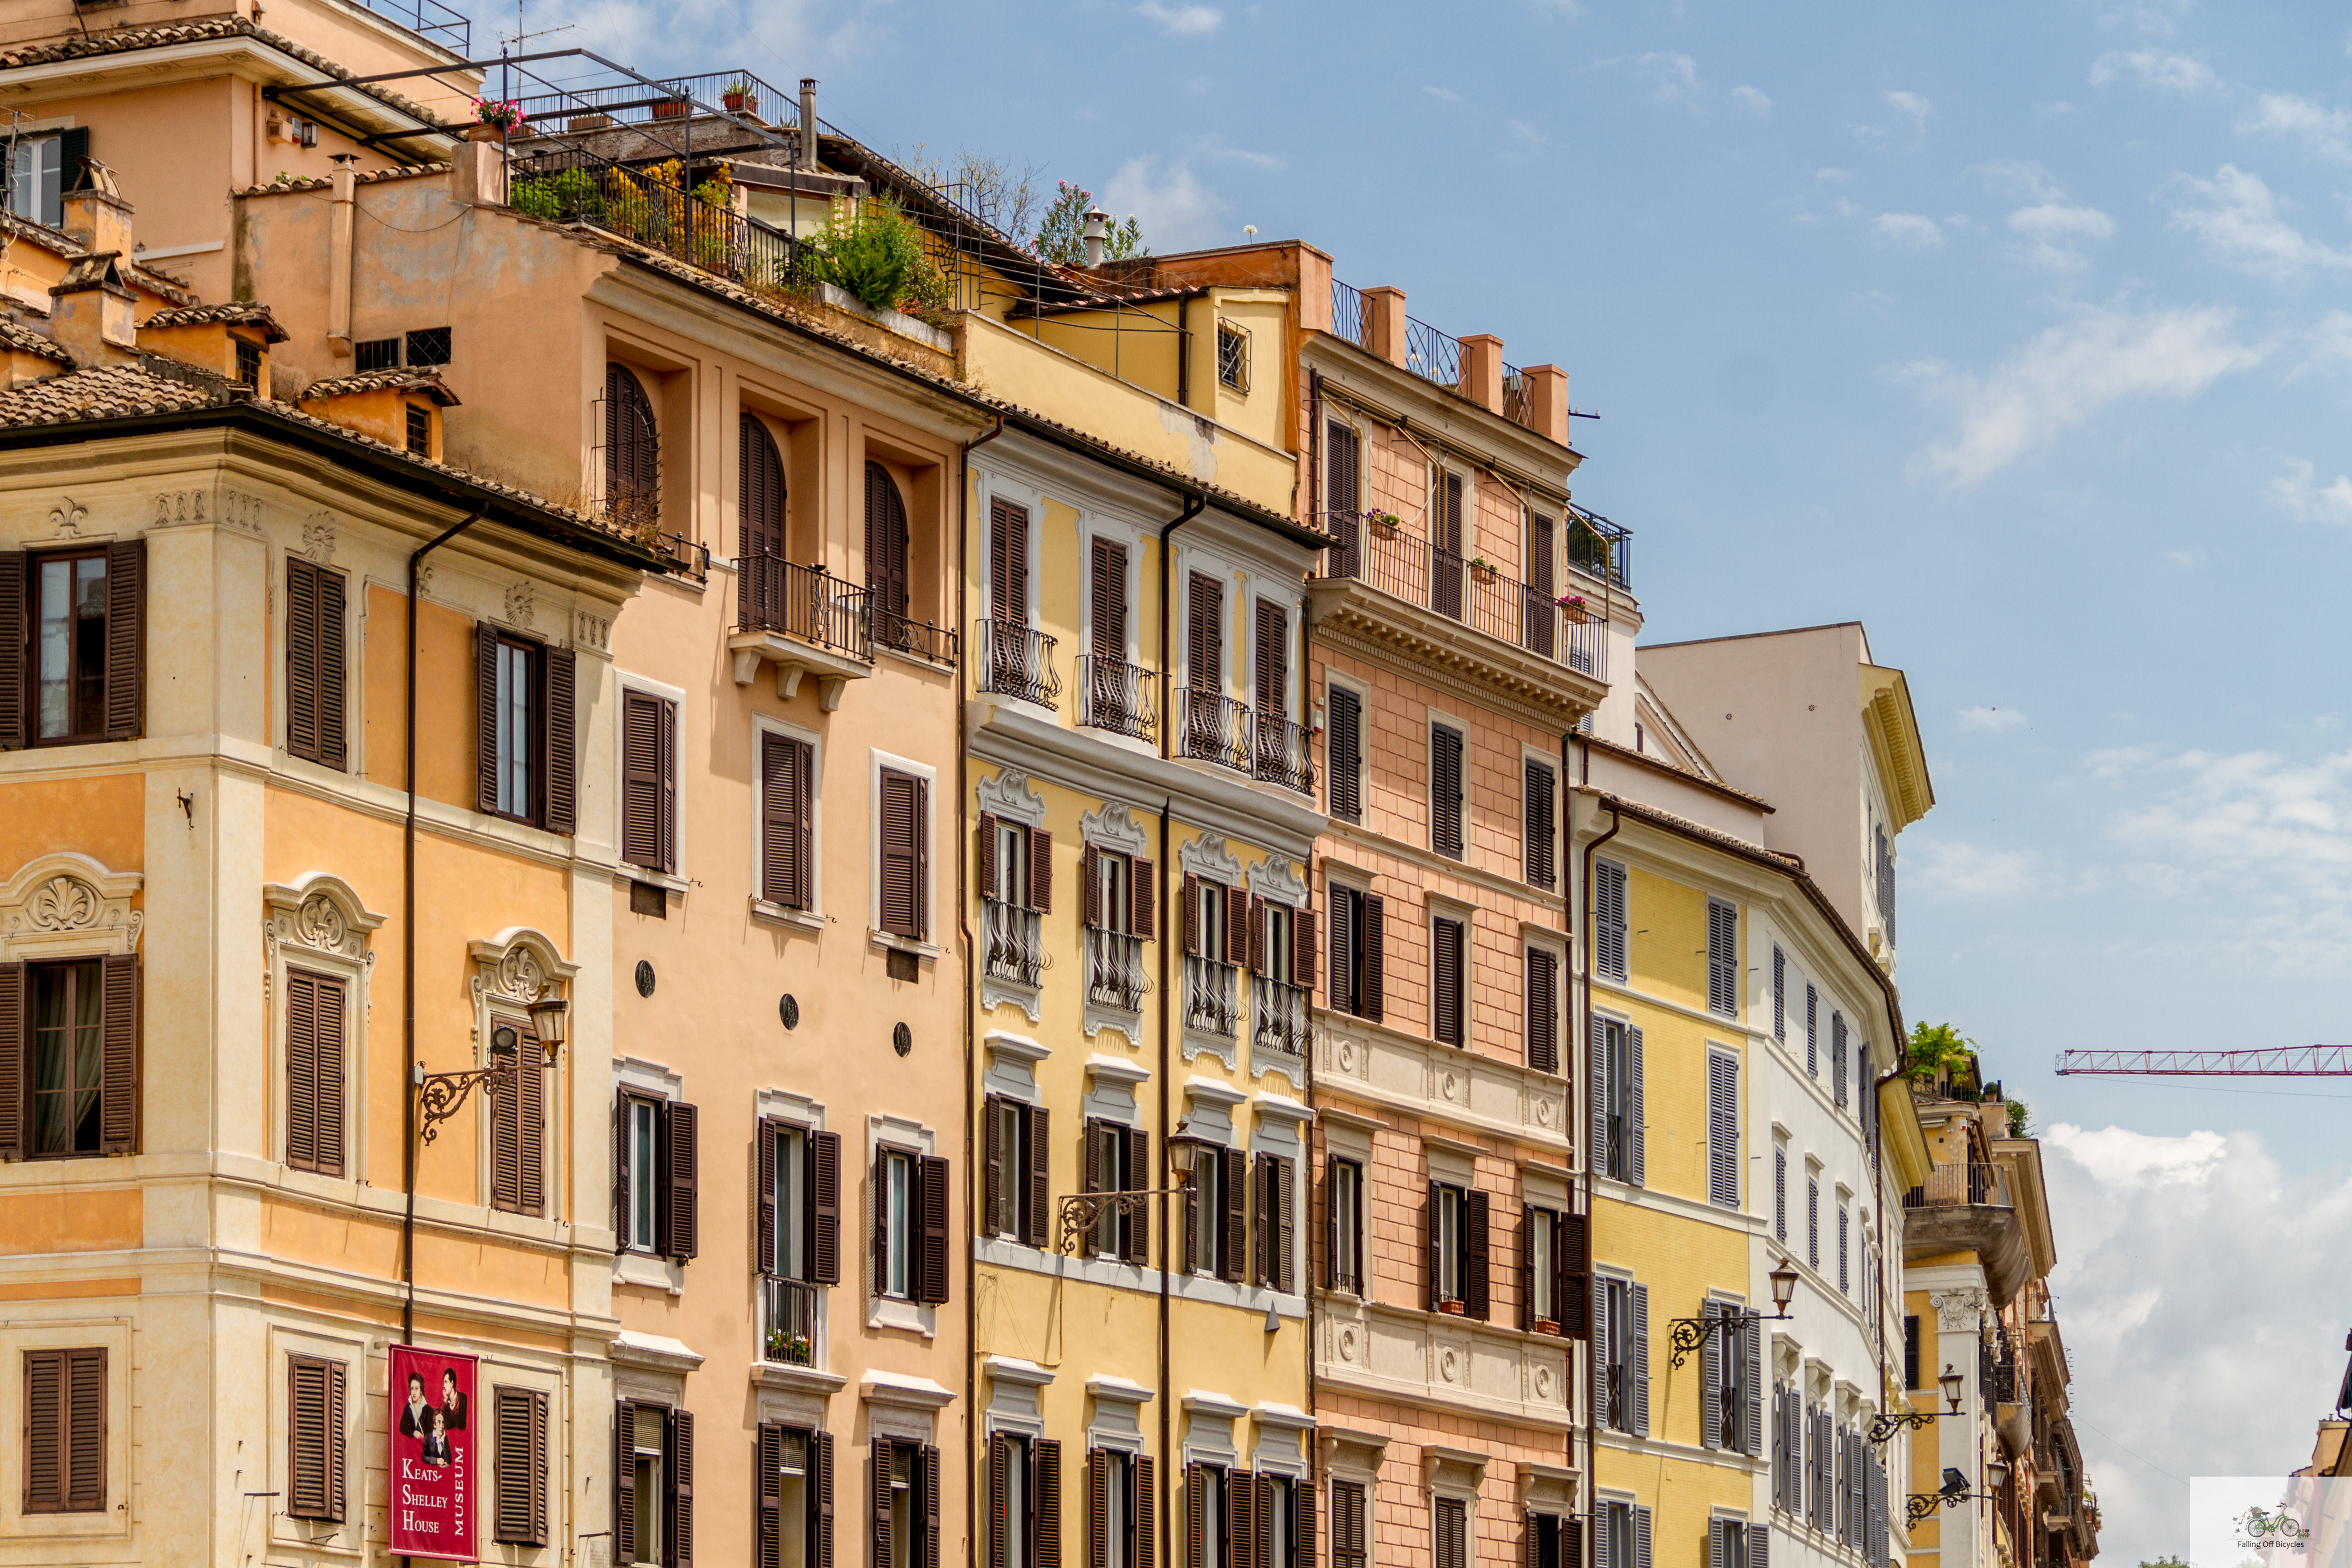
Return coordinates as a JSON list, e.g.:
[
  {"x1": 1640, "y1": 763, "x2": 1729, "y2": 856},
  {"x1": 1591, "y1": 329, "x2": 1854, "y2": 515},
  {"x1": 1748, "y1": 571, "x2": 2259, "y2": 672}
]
[
  {"x1": 1325, "y1": 276, "x2": 1550, "y2": 440},
  {"x1": 1323, "y1": 510, "x2": 1607, "y2": 681},
  {"x1": 351, "y1": 0, "x2": 468, "y2": 52},
  {"x1": 1903, "y1": 1162, "x2": 2013, "y2": 1209},
  {"x1": 1566, "y1": 504, "x2": 1632, "y2": 589},
  {"x1": 1404, "y1": 314, "x2": 1462, "y2": 390}
]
